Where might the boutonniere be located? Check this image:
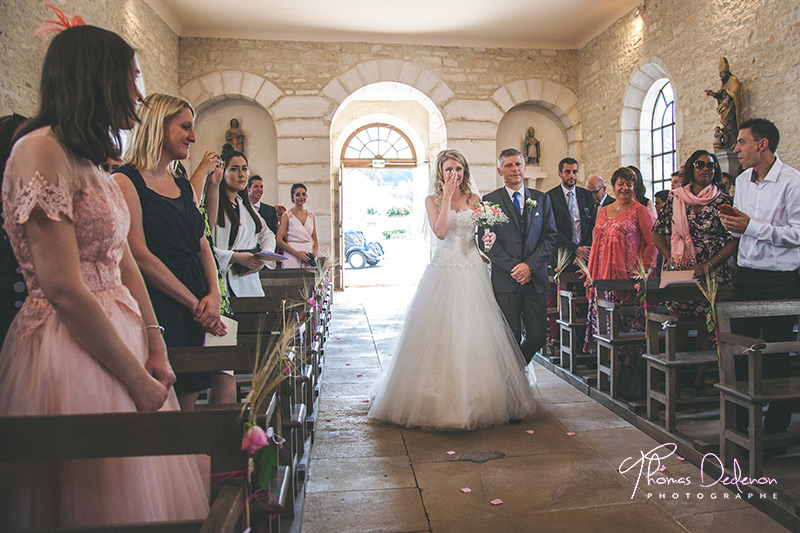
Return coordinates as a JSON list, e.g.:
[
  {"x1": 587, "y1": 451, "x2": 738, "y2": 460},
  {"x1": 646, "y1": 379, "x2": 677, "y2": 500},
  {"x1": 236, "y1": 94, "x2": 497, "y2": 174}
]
[{"x1": 526, "y1": 198, "x2": 537, "y2": 213}]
